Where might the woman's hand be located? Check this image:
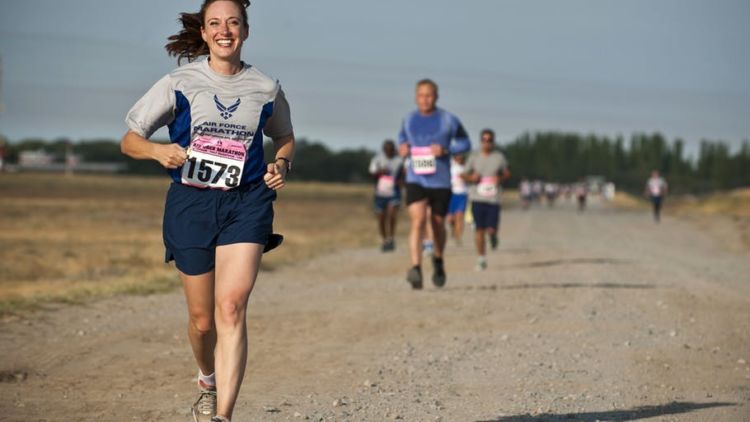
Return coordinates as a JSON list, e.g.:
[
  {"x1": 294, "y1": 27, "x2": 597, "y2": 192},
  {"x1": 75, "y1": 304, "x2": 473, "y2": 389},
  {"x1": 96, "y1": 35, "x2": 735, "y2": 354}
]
[
  {"x1": 264, "y1": 162, "x2": 288, "y2": 190},
  {"x1": 121, "y1": 131, "x2": 186, "y2": 169},
  {"x1": 154, "y1": 143, "x2": 188, "y2": 169}
]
